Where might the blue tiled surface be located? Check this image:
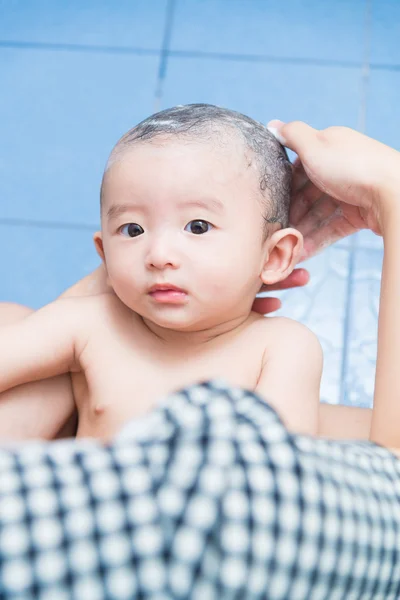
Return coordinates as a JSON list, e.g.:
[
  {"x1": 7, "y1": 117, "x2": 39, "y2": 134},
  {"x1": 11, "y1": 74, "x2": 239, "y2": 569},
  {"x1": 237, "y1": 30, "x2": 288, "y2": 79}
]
[
  {"x1": 0, "y1": 48, "x2": 159, "y2": 224},
  {"x1": 354, "y1": 229, "x2": 383, "y2": 250},
  {"x1": 171, "y1": 0, "x2": 366, "y2": 62},
  {"x1": 0, "y1": 0, "x2": 396, "y2": 408},
  {"x1": 366, "y1": 70, "x2": 400, "y2": 151},
  {"x1": 162, "y1": 58, "x2": 361, "y2": 128},
  {"x1": 0, "y1": 224, "x2": 99, "y2": 308},
  {"x1": 0, "y1": 0, "x2": 168, "y2": 49},
  {"x1": 370, "y1": 0, "x2": 400, "y2": 66}
]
